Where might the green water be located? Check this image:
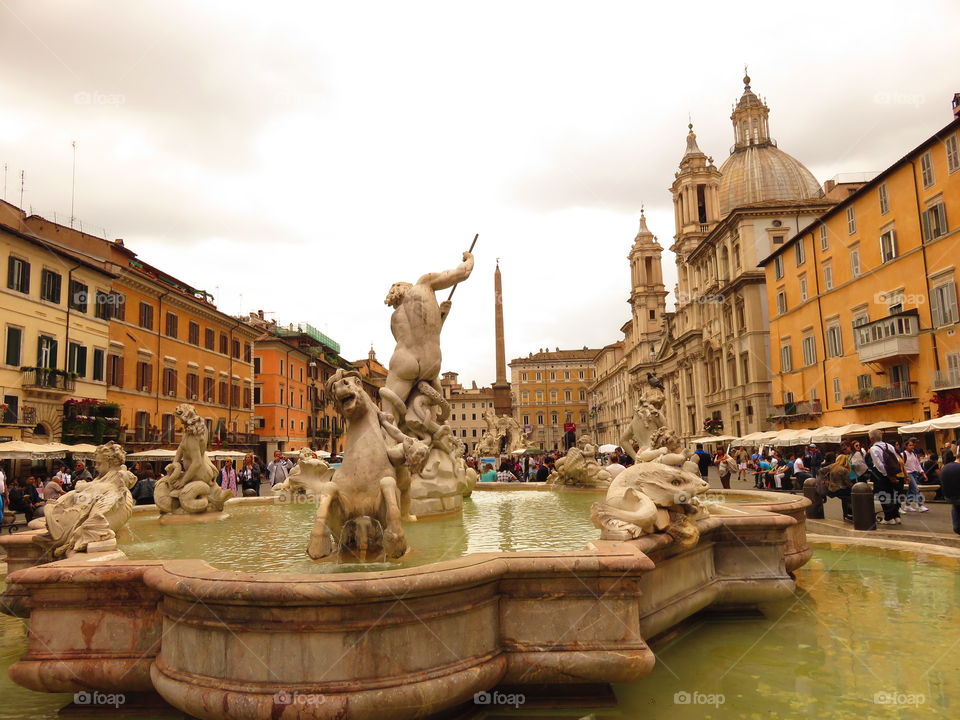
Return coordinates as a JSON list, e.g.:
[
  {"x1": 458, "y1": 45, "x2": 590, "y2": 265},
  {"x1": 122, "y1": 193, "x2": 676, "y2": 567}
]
[{"x1": 118, "y1": 490, "x2": 601, "y2": 573}]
